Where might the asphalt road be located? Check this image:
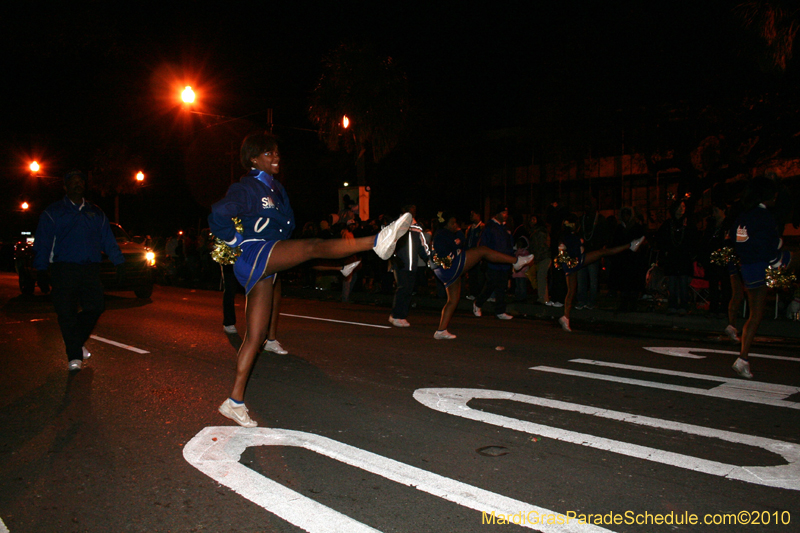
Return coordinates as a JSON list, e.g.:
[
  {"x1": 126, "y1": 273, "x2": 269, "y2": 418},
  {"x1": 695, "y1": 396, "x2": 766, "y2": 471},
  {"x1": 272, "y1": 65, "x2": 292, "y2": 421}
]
[{"x1": 1, "y1": 271, "x2": 799, "y2": 533}]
